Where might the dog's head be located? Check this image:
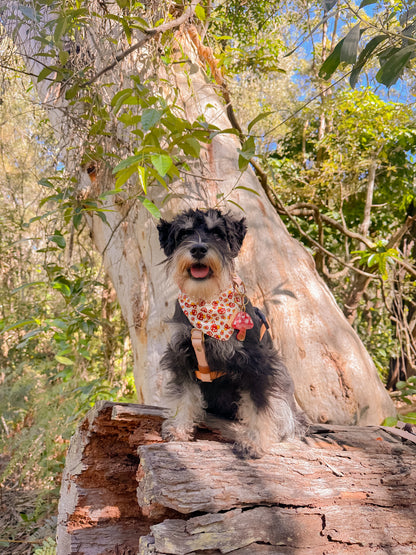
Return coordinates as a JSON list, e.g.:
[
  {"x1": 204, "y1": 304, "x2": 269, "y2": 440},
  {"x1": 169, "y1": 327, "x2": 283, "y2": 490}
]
[{"x1": 157, "y1": 208, "x2": 247, "y2": 301}]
